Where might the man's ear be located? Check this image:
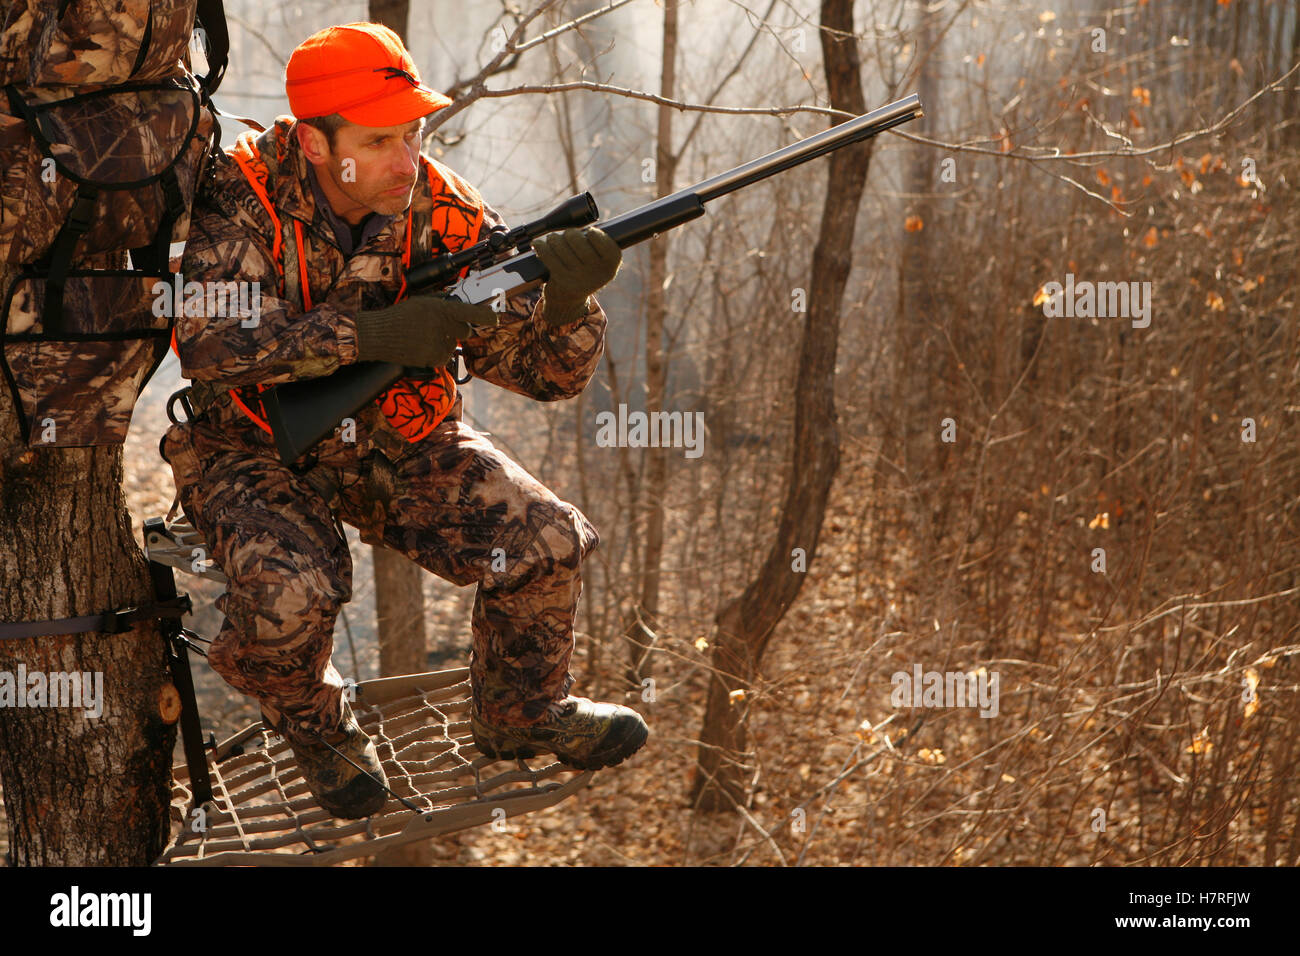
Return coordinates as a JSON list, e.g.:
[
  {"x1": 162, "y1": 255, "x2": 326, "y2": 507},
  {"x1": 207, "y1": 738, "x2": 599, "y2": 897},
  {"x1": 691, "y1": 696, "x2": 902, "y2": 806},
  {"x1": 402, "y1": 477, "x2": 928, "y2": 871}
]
[{"x1": 296, "y1": 122, "x2": 330, "y2": 166}]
